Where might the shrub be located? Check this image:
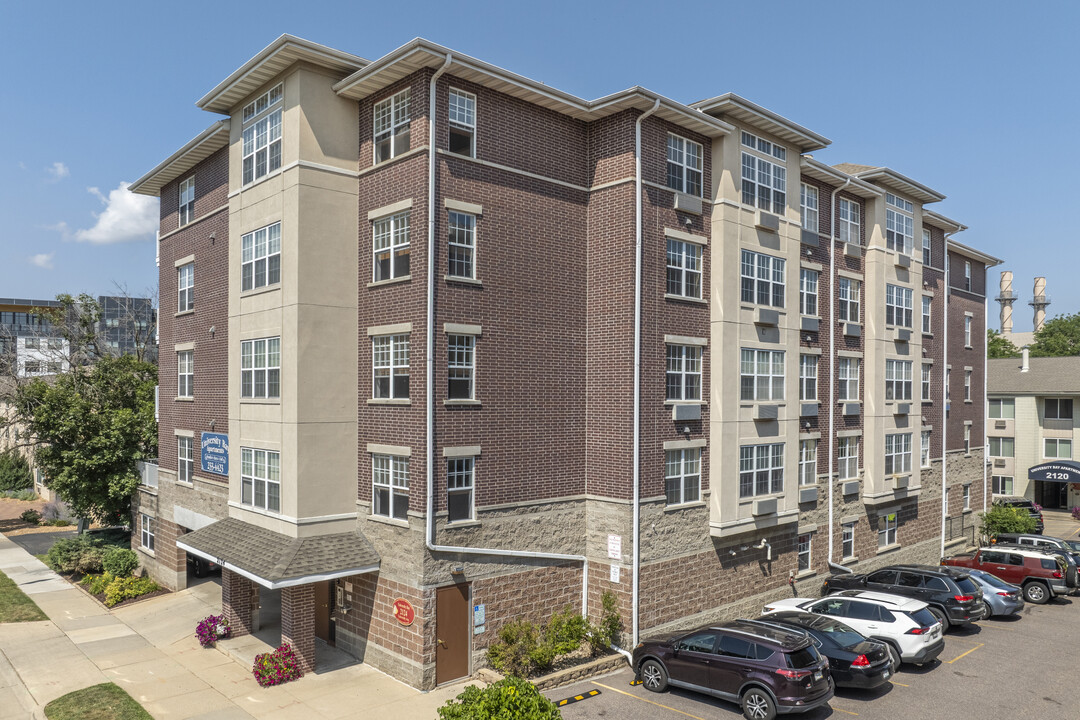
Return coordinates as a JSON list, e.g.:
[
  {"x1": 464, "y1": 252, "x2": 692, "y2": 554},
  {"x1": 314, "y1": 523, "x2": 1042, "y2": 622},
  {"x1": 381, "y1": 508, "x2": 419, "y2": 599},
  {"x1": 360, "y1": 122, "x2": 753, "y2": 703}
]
[
  {"x1": 81, "y1": 572, "x2": 115, "y2": 596},
  {"x1": 3, "y1": 489, "x2": 38, "y2": 501},
  {"x1": 20, "y1": 509, "x2": 41, "y2": 524},
  {"x1": 981, "y1": 504, "x2": 1037, "y2": 540},
  {"x1": 488, "y1": 620, "x2": 540, "y2": 677},
  {"x1": 47, "y1": 537, "x2": 90, "y2": 573},
  {"x1": 75, "y1": 547, "x2": 107, "y2": 575},
  {"x1": 41, "y1": 502, "x2": 65, "y2": 521},
  {"x1": 196, "y1": 614, "x2": 232, "y2": 647},
  {"x1": 103, "y1": 575, "x2": 159, "y2": 607},
  {"x1": 1072, "y1": 506, "x2": 1080, "y2": 522},
  {"x1": 0, "y1": 448, "x2": 33, "y2": 492},
  {"x1": 45, "y1": 518, "x2": 71, "y2": 527},
  {"x1": 252, "y1": 644, "x2": 303, "y2": 687},
  {"x1": 437, "y1": 676, "x2": 561, "y2": 720},
  {"x1": 102, "y1": 547, "x2": 139, "y2": 577},
  {"x1": 588, "y1": 591, "x2": 623, "y2": 656}
]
